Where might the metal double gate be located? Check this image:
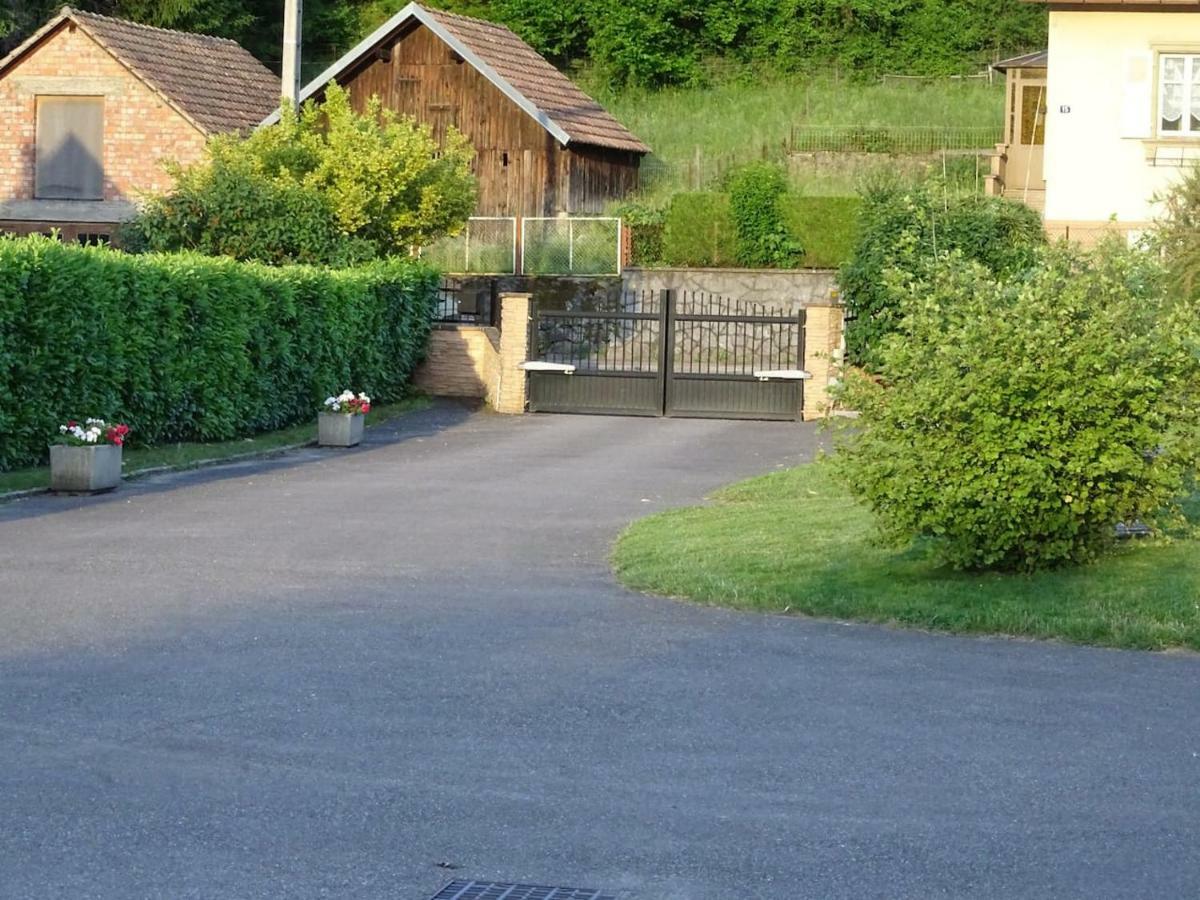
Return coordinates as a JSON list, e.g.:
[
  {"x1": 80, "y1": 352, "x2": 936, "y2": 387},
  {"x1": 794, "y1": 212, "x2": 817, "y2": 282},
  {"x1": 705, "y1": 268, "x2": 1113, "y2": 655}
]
[{"x1": 526, "y1": 290, "x2": 807, "y2": 421}]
